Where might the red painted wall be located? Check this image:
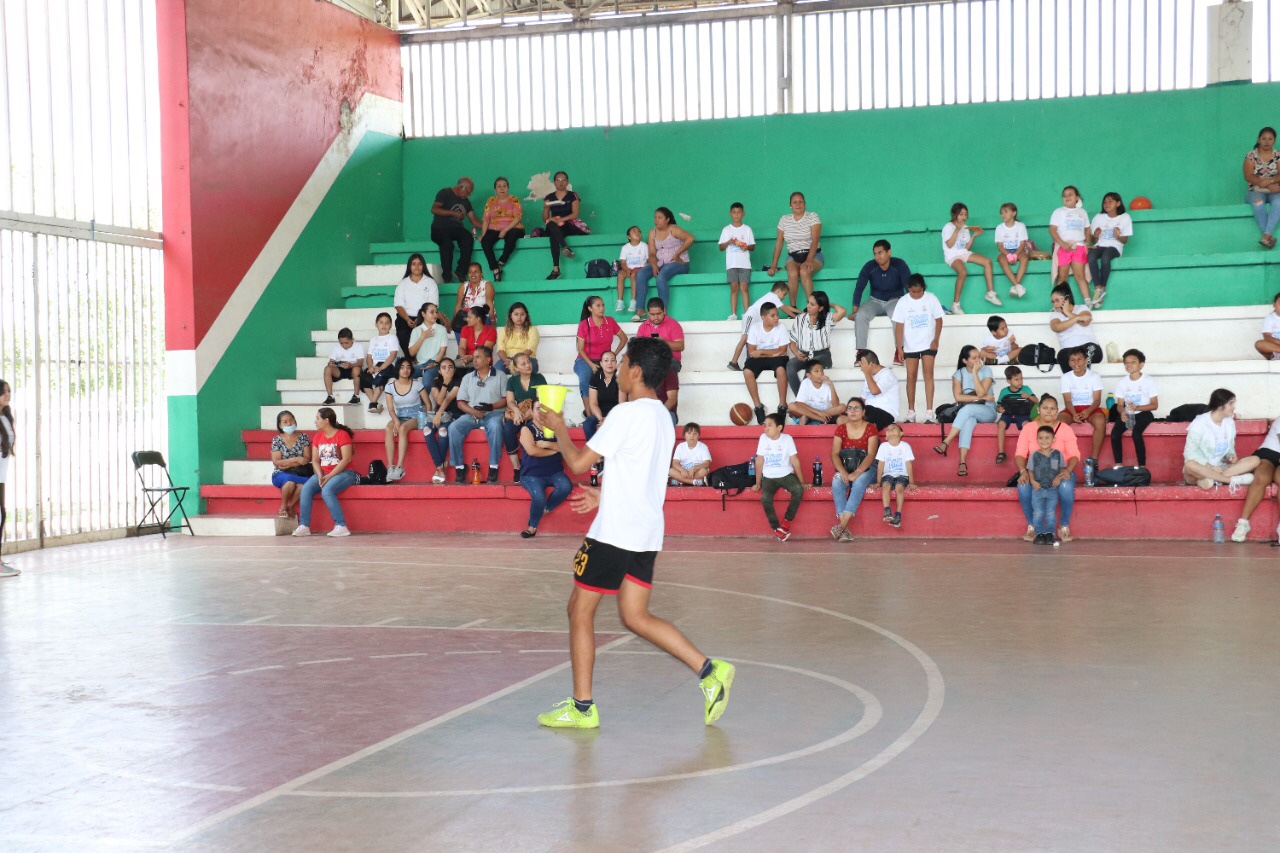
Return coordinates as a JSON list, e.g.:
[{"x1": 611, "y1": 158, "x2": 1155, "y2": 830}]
[{"x1": 160, "y1": 0, "x2": 401, "y2": 349}]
